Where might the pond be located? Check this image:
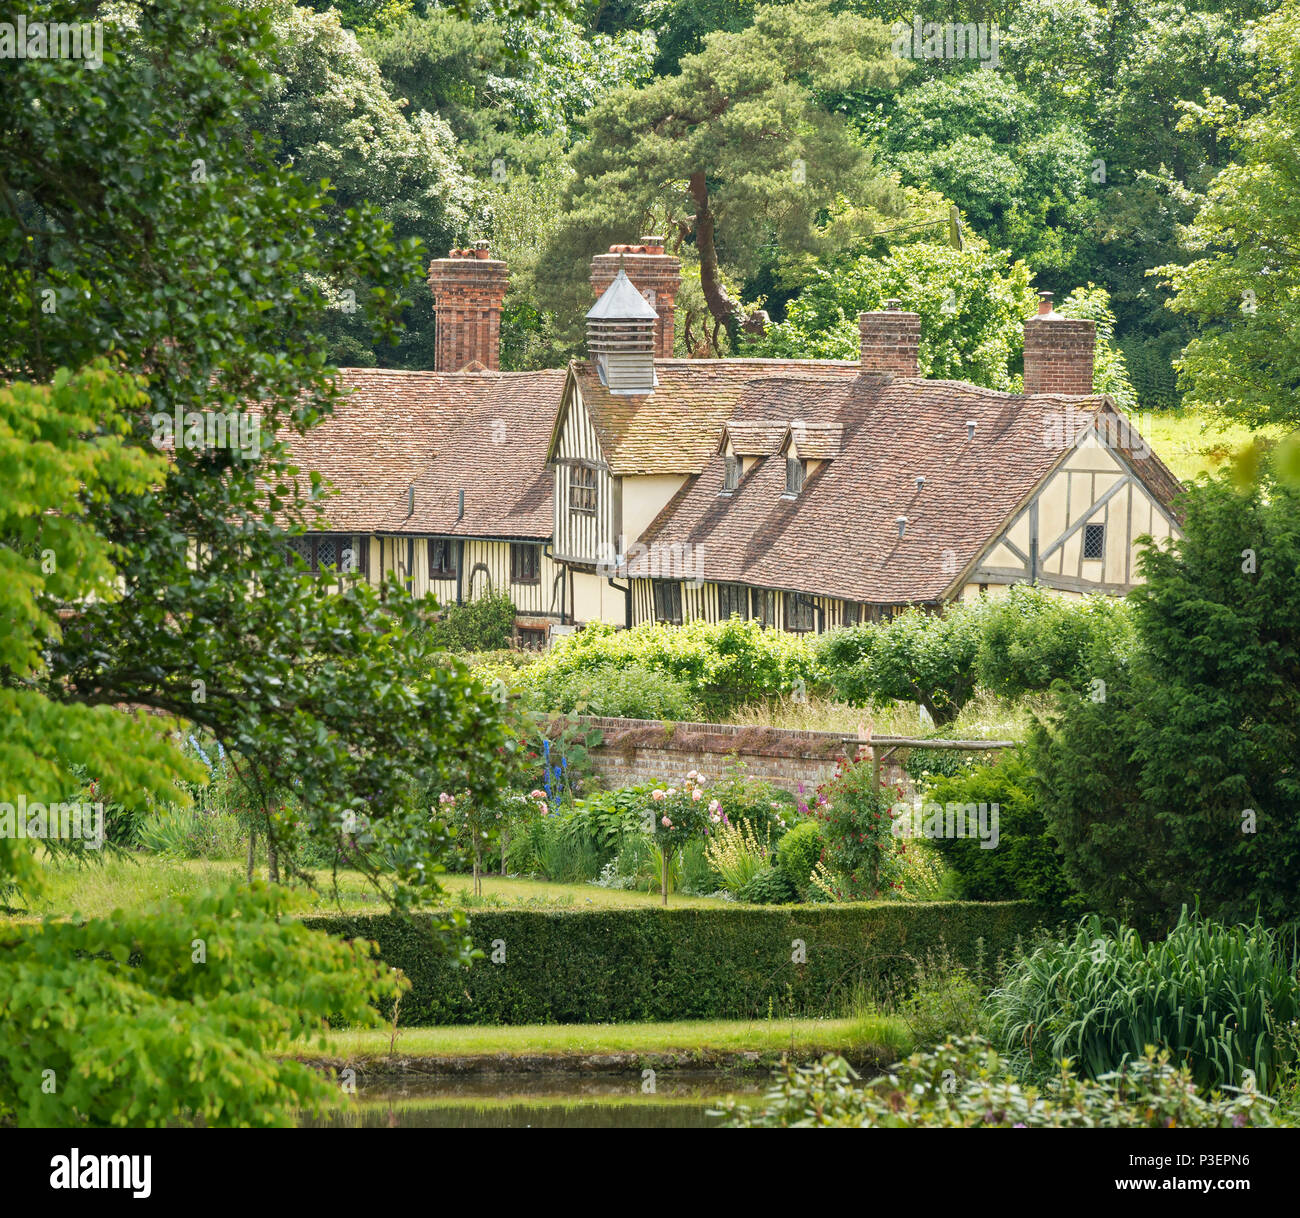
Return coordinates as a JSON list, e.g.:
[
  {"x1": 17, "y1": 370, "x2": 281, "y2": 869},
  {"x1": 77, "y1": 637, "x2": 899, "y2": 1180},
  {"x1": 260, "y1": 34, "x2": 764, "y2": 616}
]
[{"x1": 308, "y1": 1072, "x2": 772, "y2": 1129}]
